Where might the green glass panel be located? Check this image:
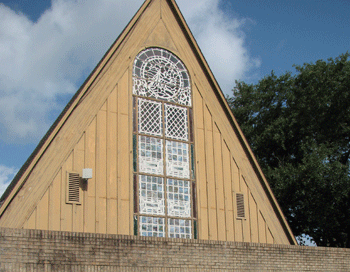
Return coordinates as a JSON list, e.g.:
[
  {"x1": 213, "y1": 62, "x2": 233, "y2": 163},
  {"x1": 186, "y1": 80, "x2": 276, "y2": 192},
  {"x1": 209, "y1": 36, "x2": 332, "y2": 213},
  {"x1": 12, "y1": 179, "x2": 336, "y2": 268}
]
[
  {"x1": 133, "y1": 134, "x2": 137, "y2": 172},
  {"x1": 133, "y1": 175, "x2": 138, "y2": 213},
  {"x1": 194, "y1": 220, "x2": 197, "y2": 239},
  {"x1": 134, "y1": 216, "x2": 138, "y2": 236},
  {"x1": 189, "y1": 108, "x2": 194, "y2": 142}
]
